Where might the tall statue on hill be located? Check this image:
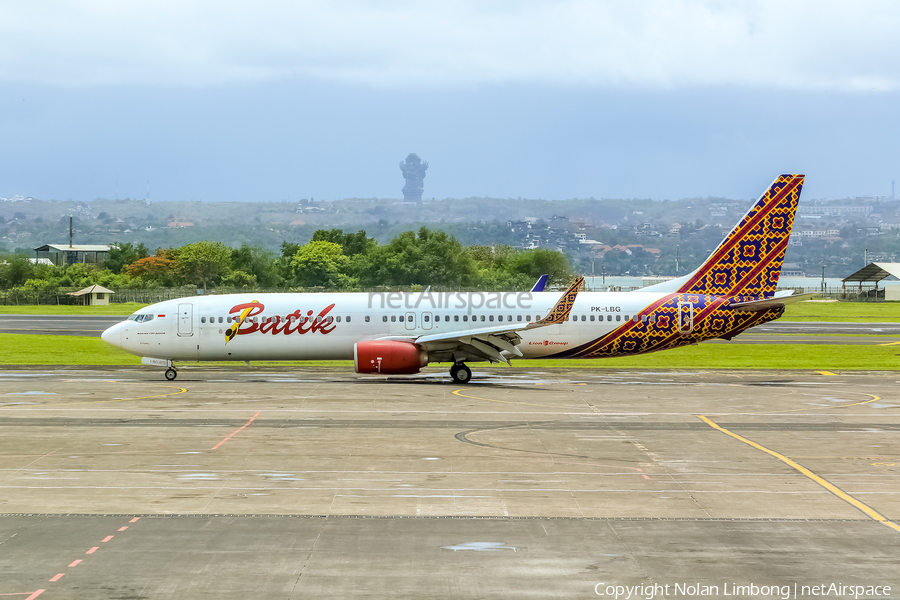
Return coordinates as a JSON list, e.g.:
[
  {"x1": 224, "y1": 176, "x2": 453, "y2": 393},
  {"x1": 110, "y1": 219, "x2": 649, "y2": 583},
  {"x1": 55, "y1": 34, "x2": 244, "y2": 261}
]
[{"x1": 400, "y1": 153, "x2": 428, "y2": 202}]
